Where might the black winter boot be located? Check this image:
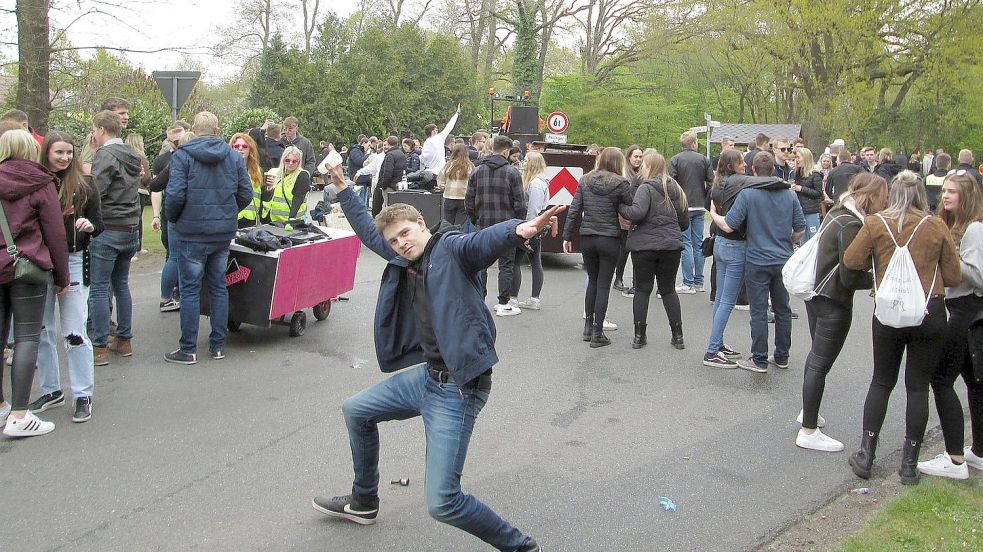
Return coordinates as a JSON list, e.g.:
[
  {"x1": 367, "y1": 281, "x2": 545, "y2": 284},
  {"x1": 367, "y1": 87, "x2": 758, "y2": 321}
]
[
  {"x1": 590, "y1": 323, "x2": 611, "y2": 348},
  {"x1": 670, "y1": 321, "x2": 685, "y2": 350},
  {"x1": 848, "y1": 430, "x2": 878, "y2": 479},
  {"x1": 899, "y1": 438, "x2": 922, "y2": 485},
  {"x1": 631, "y1": 322, "x2": 647, "y2": 349},
  {"x1": 583, "y1": 315, "x2": 593, "y2": 342}
]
